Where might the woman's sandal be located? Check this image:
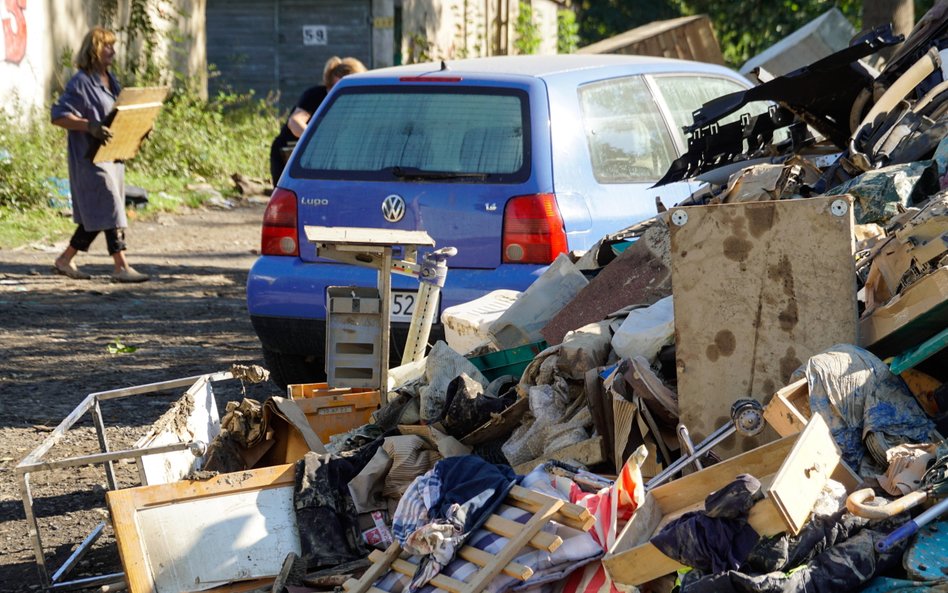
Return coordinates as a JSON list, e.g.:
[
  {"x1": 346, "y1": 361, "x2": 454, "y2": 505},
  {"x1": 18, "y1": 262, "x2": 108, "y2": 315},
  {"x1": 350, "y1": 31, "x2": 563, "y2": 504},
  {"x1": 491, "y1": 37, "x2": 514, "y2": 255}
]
[{"x1": 53, "y1": 259, "x2": 91, "y2": 280}]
